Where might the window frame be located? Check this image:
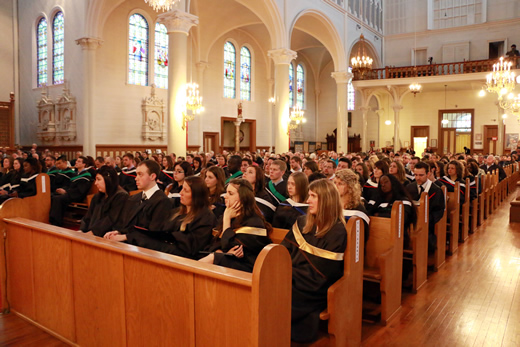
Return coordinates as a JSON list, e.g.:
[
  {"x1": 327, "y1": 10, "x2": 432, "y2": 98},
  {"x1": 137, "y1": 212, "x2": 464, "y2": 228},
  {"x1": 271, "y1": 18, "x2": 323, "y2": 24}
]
[{"x1": 127, "y1": 11, "x2": 151, "y2": 87}]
